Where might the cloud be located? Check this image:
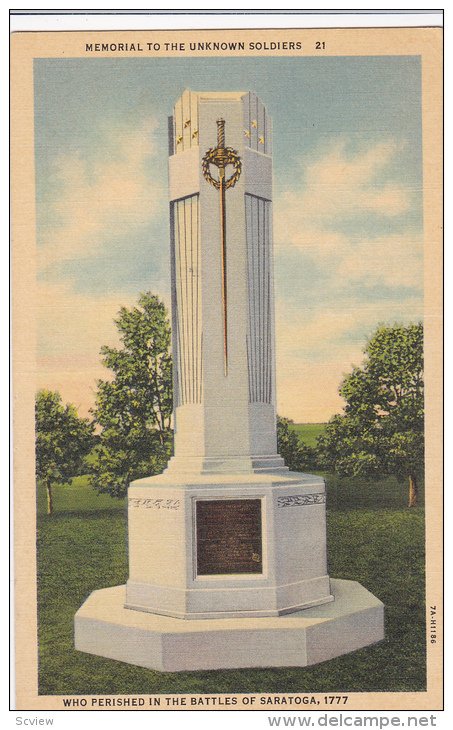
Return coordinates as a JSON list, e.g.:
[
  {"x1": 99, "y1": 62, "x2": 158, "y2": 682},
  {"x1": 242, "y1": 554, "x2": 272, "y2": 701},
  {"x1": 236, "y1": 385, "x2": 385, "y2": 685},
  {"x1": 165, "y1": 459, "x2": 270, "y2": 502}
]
[
  {"x1": 272, "y1": 137, "x2": 424, "y2": 419},
  {"x1": 336, "y1": 232, "x2": 422, "y2": 289},
  {"x1": 277, "y1": 139, "x2": 410, "y2": 225},
  {"x1": 37, "y1": 279, "x2": 171, "y2": 417},
  {"x1": 274, "y1": 138, "x2": 422, "y2": 292},
  {"x1": 37, "y1": 280, "x2": 131, "y2": 416},
  {"x1": 274, "y1": 293, "x2": 423, "y2": 422},
  {"x1": 38, "y1": 116, "x2": 164, "y2": 273},
  {"x1": 275, "y1": 294, "x2": 423, "y2": 361},
  {"x1": 36, "y1": 113, "x2": 173, "y2": 416}
]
